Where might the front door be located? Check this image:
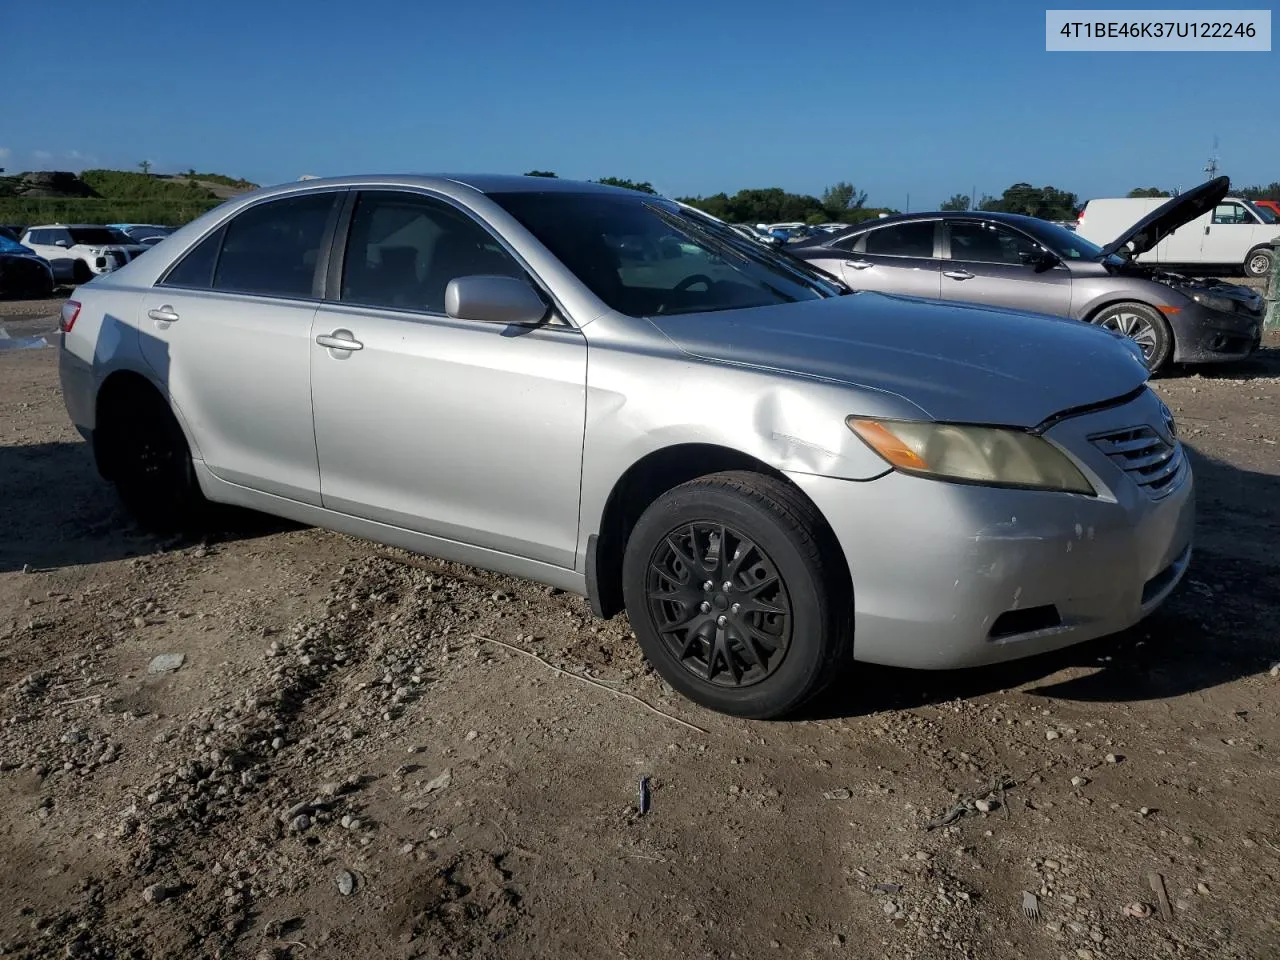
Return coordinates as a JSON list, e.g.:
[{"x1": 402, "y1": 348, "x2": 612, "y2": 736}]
[
  {"x1": 941, "y1": 219, "x2": 1072, "y2": 317},
  {"x1": 310, "y1": 189, "x2": 587, "y2": 569},
  {"x1": 137, "y1": 189, "x2": 343, "y2": 505}
]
